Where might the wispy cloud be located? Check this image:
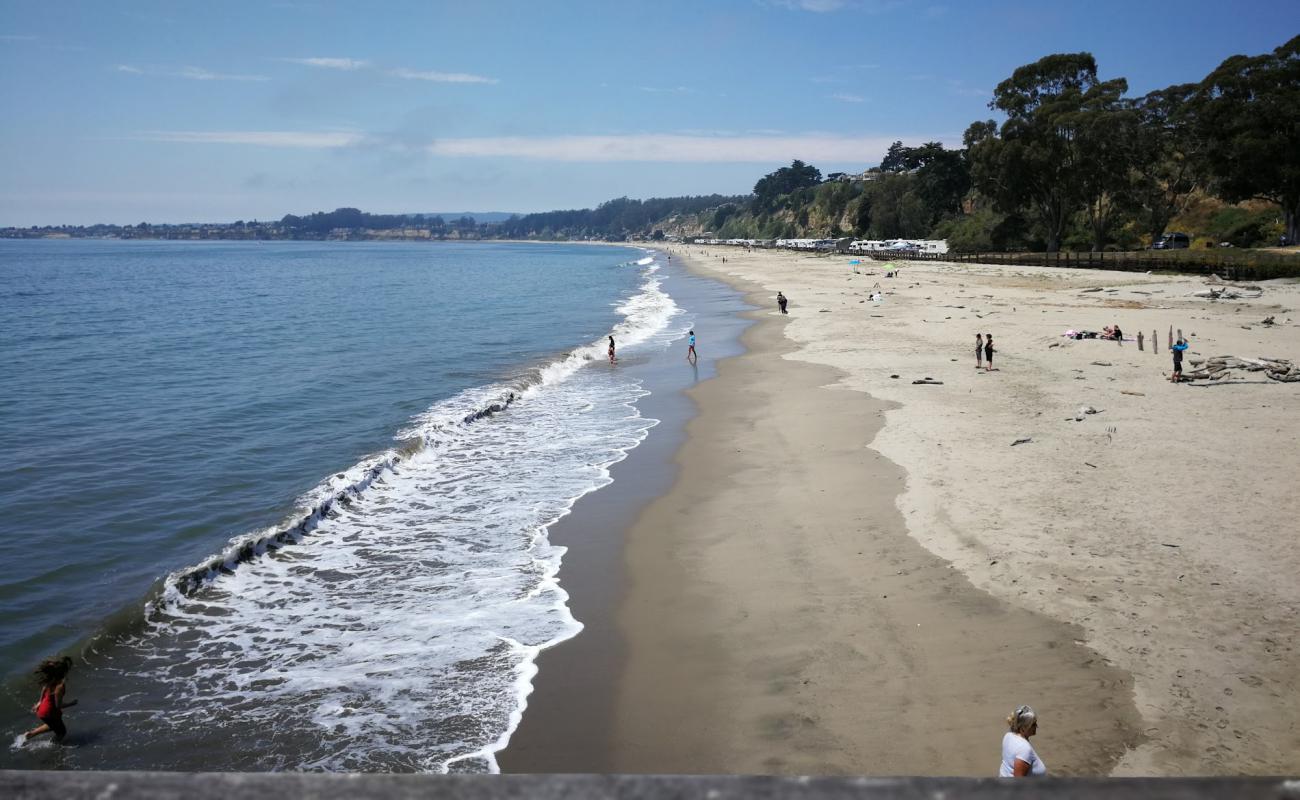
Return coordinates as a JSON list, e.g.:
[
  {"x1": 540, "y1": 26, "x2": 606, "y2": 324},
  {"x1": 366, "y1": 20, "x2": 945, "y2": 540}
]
[
  {"x1": 278, "y1": 57, "x2": 498, "y2": 84},
  {"x1": 129, "y1": 130, "x2": 922, "y2": 162},
  {"x1": 133, "y1": 130, "x2": 365, "y2": 148},
  {"x1": 640, "y1": 85, "x2": 696, "y2": 94},
  {"x1": 769, "y1": 0, "x2": 848, "y2": 11},
  {"x1": 116, "y1": 64, "x2": 270, "y2": 81},
  {"x1": 1, "y1": 34, "x2": 38, "y2": 41},
  {"x1": 388, "y1": 67, "x2": 497, "y2": 84},
  {"x1": 829, "y1": 92, "x2": 866, "y2": 103},
  {"x1": 947, "y1": 78, "x2": 987, "y2": 97},
  {"x1": 425, "y1": 133, "x2": 907, "y2": 162},
  {"x1": 279, "y1": 56, "x2": 370, "y2": 70}
]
